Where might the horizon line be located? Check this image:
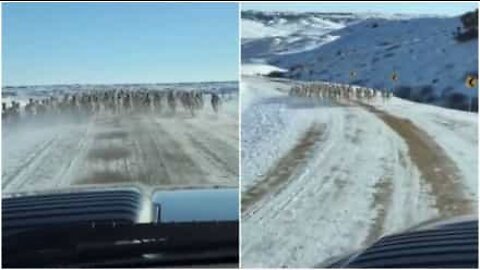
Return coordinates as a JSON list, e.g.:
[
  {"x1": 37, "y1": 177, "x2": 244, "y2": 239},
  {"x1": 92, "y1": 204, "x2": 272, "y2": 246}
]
[
  {"x1": 240, "y1": 8, "x2": 471, "y2": 17},
  {"x1": 2, "y1": 79, "x2": 239, "y2": 88}
]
